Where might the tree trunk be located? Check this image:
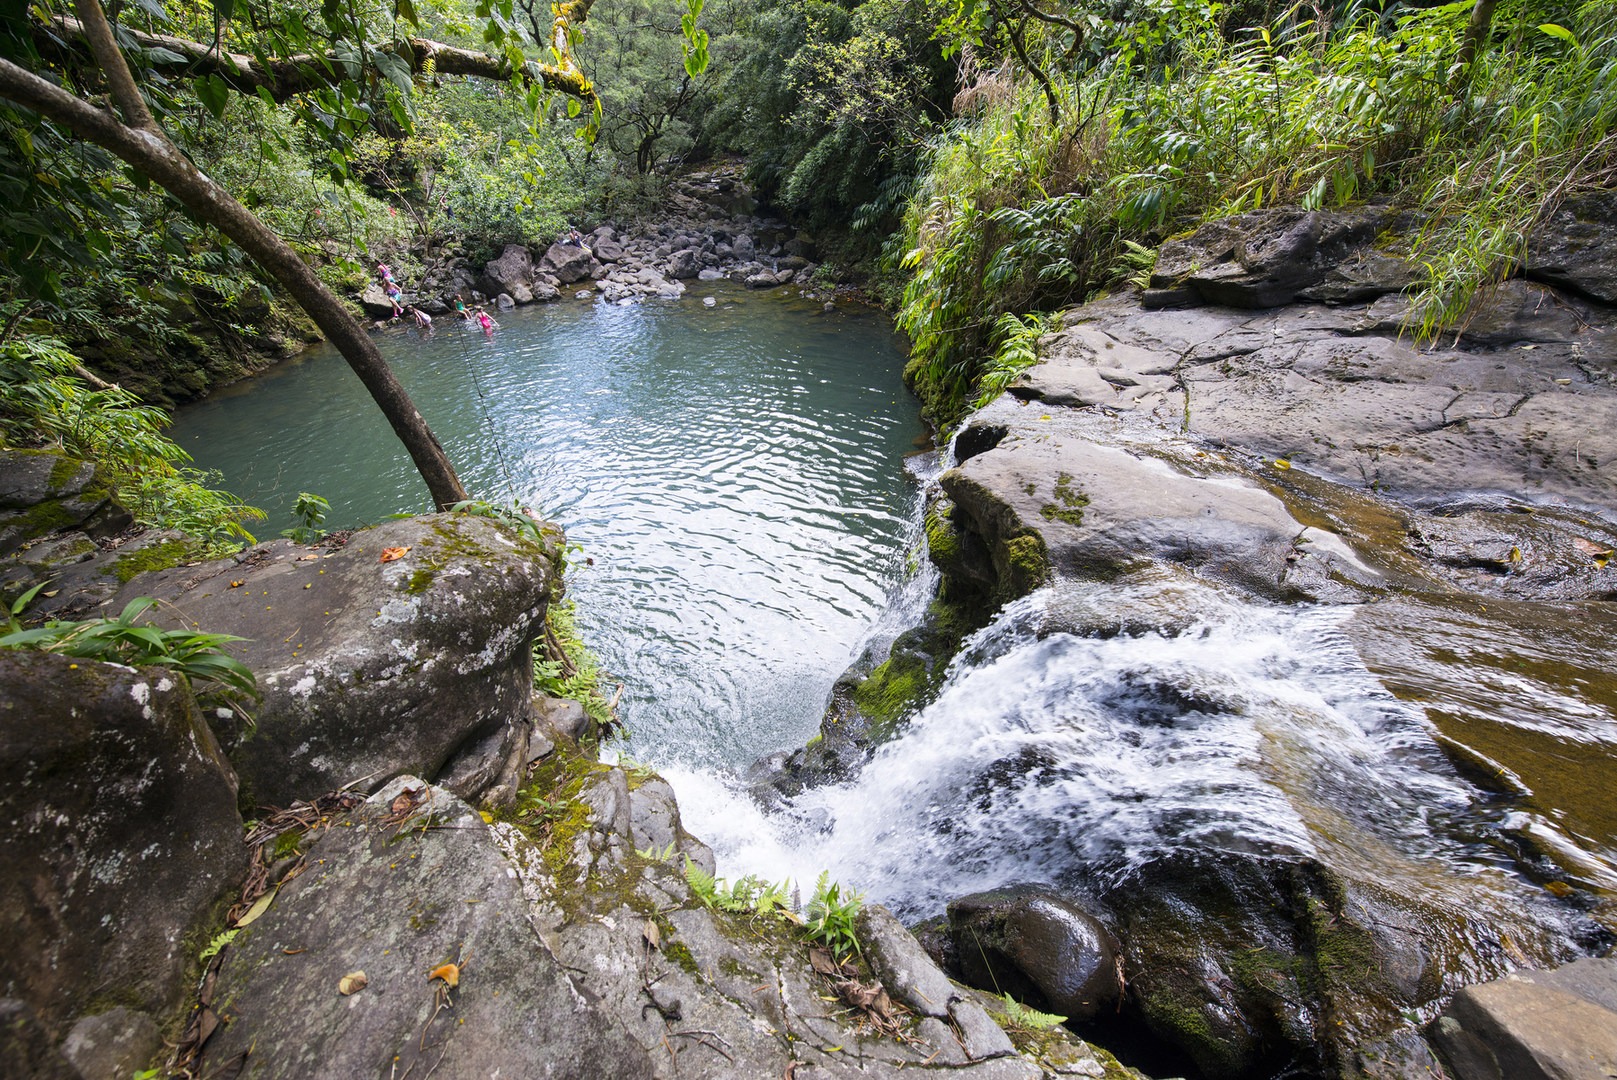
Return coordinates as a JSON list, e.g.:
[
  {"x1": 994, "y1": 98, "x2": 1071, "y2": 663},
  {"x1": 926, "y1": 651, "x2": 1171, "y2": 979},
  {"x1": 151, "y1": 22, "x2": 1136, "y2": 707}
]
[
  {"x1": 0, "y1": 52, "x2": 470, "y2": 509},
  {"x1": 1456, "y1": 0, "x2": 1499, "y2": 82}
]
